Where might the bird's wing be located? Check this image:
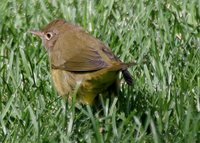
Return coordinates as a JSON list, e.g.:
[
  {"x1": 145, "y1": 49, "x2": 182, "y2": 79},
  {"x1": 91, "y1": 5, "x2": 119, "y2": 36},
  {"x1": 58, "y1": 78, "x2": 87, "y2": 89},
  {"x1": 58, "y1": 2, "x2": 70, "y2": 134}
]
[
  {"x1": 50, "y1": 29, "x2": 119, "y2": 72},
  {"x1": 54, "y1": 46, "x2": 110, "y2": 71}
]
